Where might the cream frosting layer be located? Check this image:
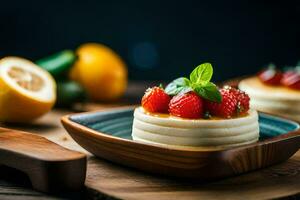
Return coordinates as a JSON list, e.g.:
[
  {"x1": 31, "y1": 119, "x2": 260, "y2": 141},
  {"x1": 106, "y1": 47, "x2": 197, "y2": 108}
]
[
  {"x1": 239, "y1": 77, "x2": 300, "y2": 121},
  {"x1": 132, "y1": 107, "x2": 259, "y2": 148}
]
